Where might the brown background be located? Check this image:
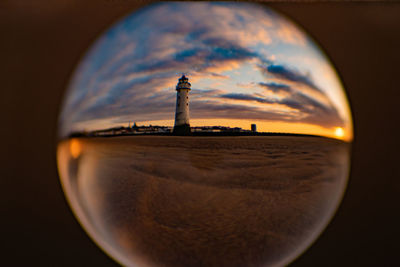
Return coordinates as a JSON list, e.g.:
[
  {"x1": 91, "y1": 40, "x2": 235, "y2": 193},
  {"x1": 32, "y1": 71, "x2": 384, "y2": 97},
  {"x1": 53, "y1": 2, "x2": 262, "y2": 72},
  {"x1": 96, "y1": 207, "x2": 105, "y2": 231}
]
[{"x1": 1, "y1": 1, "x2": 399, "y2": 266}]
